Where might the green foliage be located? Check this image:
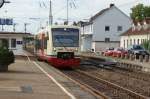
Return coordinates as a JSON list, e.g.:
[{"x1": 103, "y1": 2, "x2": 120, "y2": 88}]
[
  {"x1": 130, "y1": 4, "x2": 150, "y2": 20},
  {"x1": 0, "y1": 47, "x2": 15, "y2": 65},
  {"x1": 141, "y1": 40, "x2": 150, "y2": 52}
]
